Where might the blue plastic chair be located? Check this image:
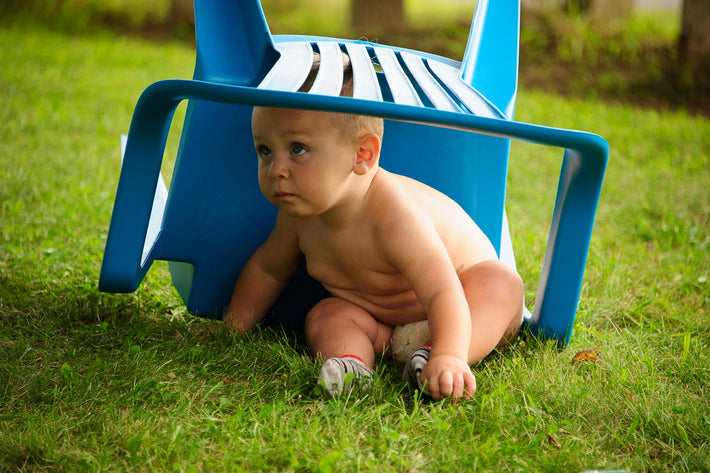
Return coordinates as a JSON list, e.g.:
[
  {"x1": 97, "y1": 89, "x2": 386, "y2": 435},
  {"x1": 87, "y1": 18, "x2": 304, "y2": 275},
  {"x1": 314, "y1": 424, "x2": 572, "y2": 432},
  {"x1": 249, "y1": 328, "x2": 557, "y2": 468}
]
[{"x1": 99, "y1": 0, "x2": 608, "y2": 346}]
